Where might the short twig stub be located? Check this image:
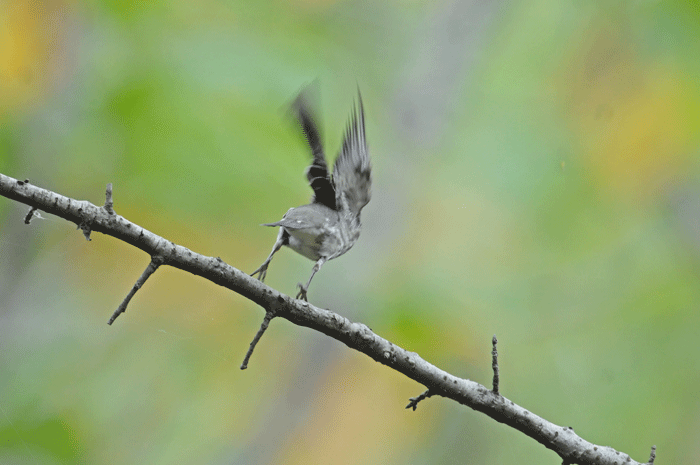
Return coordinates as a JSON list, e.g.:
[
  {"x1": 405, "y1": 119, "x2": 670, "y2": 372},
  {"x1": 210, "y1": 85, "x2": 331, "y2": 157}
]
[
  {"x1": 24, "y1": 206, "x2": 38, "y2": 224},
  {"x1": 406, "y1": 389, "x2": 433, "y2": 411}
]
